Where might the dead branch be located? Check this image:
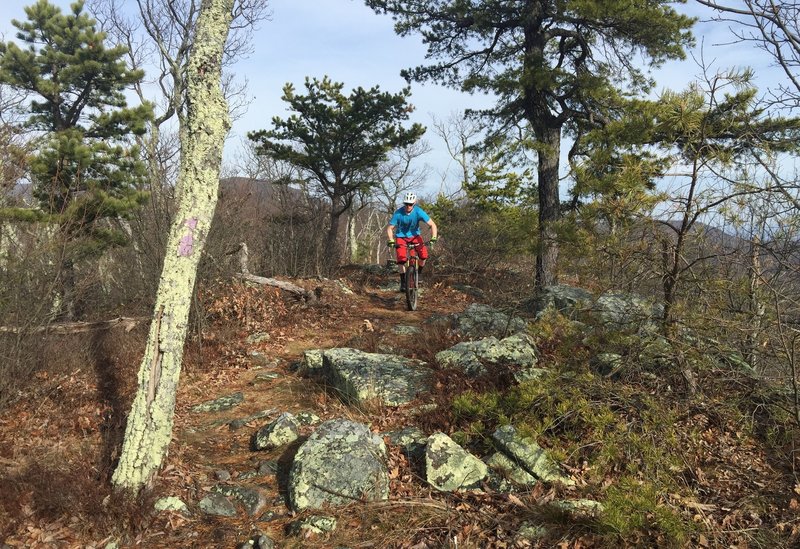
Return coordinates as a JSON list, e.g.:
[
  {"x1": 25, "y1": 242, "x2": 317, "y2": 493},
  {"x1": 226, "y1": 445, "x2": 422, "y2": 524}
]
[{"x1": 0, "y1": 316, "x2": 147, "y2": 335}]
